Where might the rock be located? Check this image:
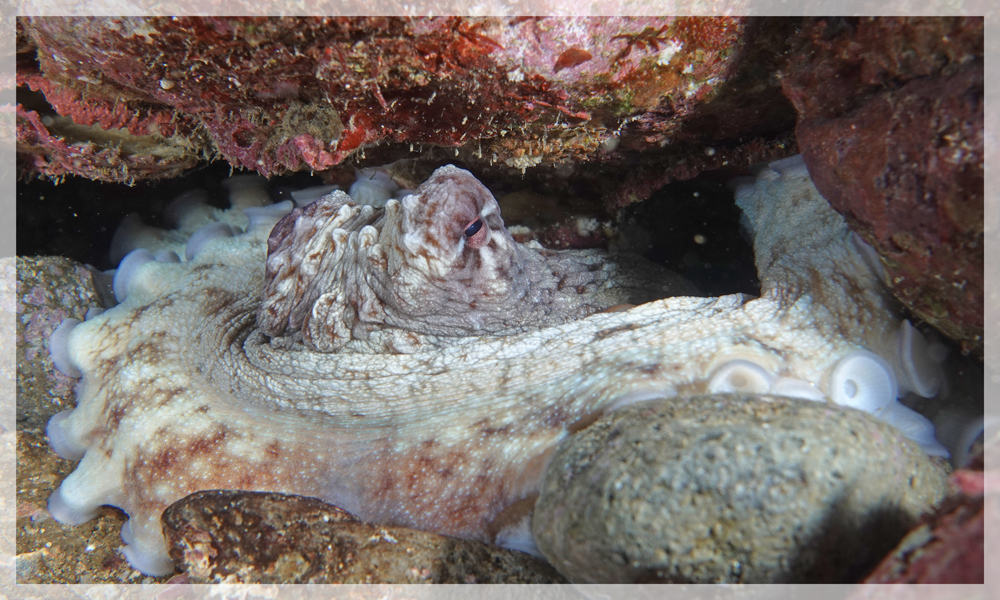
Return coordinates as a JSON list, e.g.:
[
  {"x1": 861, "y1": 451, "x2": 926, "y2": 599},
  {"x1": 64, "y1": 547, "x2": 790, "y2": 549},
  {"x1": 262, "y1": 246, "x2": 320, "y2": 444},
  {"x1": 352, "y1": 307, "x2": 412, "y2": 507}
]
[
  {"x1": 1, "y1": 258, "x2": 16, "y2": 426},
  {"x1": 163, "y1": 490, "x2": 566, "y2": 583},
  {"x1": 16, "y1": 17, "x2": 802, "y2": 199},
  {"x1": 17, "y1": 17, "x2": 751, "y2": 183},
  {"x1": 781, "y1": 17, "x2": 984, "y2": 356},
  {"x1": 15, "y1": 256, "x2": 103, "y2": 428},
  {"x1": 533, "y1": 394, "x2": 950, "y2": 583},
  {"x1": 857, "y1": 444, "x2": 993, "y2": 585},
  {"x1": 0, "y1": 261, "x2": 14, "y2": 590}
]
